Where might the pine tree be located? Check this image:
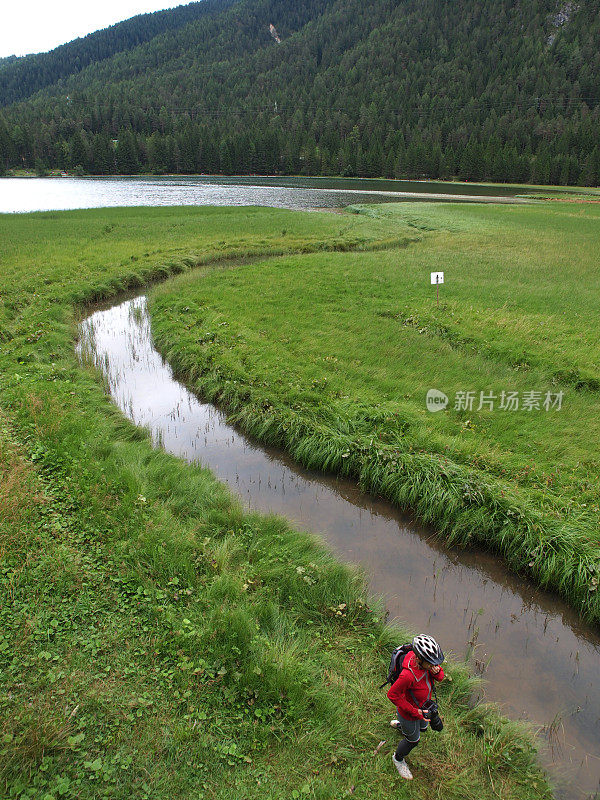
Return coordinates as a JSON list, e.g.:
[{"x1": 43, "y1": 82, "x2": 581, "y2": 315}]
[
  {"x1": 580, "y1": 147, "x2": 600, "y2": 187},
  {"x1": 0, "y1": 116, "x2": 11, "y2": 175},
  {"x1": 147, "y1": 132, "x2": 167, "y2": 174},
  {"x1": 178, "y1": 125, "x2": 198, "y2": 173},
  {"x1": 69, "y1": 130, "x2": 89, "y2": 171},
  {"x1": 219, "y1": 138, "x2": 233, "y2": 174},
  {"x1": 355, "y1": 144, "x2": 367, "y2": 178},
  {"x1": 91, "y1": 133, "x2": 115, "y2": 174},
  {"x1": 532, "y1": 143, "x2": 552, "y2": 185},
  {"x1": 367, "y1": 139, "x2": 384, "y2": 177},
  {"x1": 459, "y1": 138, "x2": 484, "y2": 181},
  {"x1": 115, "y1": 129, "x2": 139, "y2": 174}
]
